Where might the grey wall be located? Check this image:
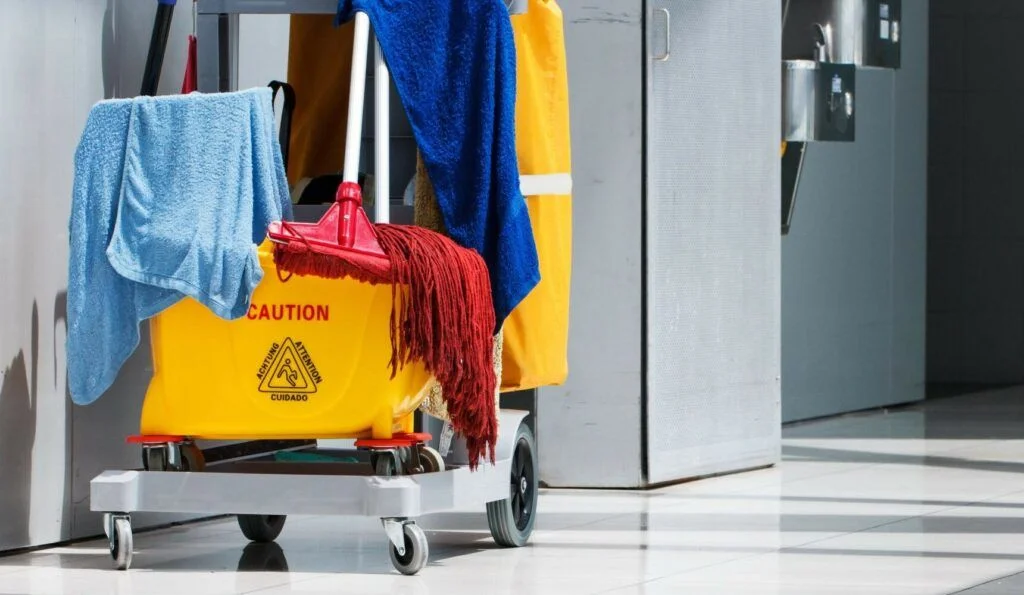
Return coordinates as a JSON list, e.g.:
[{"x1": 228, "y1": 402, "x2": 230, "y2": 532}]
[
  {"x1": 0, "y1": 1, "x2": 289, "y2": 552},
  {"x1": 781, "y1": 1, "x2": 929, "y2": 422},
  {"x1": 537, "y1": 1, "x2": 645, "y2": 488},
  {"x1": 927, "y1": 1, "x2": 1024, "y2": 384}
]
